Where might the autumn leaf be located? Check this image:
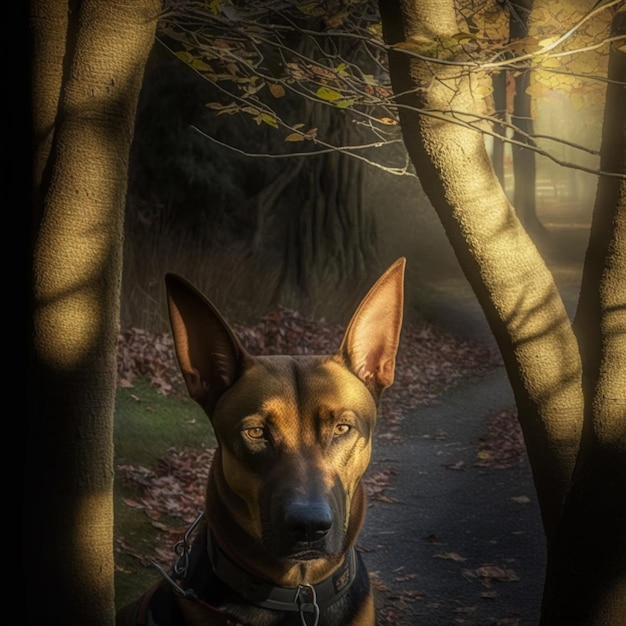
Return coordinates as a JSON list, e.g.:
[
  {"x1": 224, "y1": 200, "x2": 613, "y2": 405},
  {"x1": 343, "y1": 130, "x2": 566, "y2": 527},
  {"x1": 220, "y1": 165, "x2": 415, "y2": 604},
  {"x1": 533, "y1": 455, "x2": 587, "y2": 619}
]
[
  {"x1": 175, "y1": 50, "x2": 195, "y2": 65},
  {"x1": 269, "y1": 83, "x2": 286, "y2": 98},
  {"x1": 191, "y1": 58, "x2": 211, "y2": 72},
  {"x1": 334, "y1": 98, "x2": 355, "y2": 108},
  {"x1": 538, "y1": 35, "x2": 560, "y2": 50},
  {"x1": 463, "y1": 564, "x2": 520, "y2": 587},
  {"x1": 257, "y1": 113, "x2": 279, "y2": 128},
  {"x1": 434, "y1": 552, "x2": 467, "y2": 562},
  {"x1": 316, "y1": 86, "x2": 344, "y2": 102},
  {"x1": 472, "y1": 83, "x2": 493, "y2": 98},
  {"x1": 284, "y1": 133, "x2": 305, "y2": 142}
]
